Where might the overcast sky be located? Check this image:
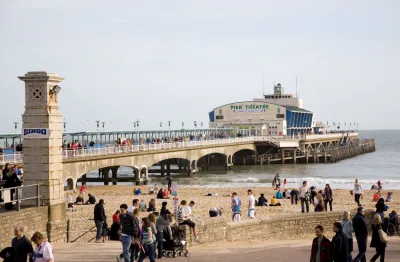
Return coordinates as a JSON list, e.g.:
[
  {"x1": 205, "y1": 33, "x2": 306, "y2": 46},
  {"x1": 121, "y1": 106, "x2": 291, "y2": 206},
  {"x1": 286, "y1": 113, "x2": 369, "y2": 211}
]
[{"x1": 0, "y1": 0, "x2": 398, "y2": 133}]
